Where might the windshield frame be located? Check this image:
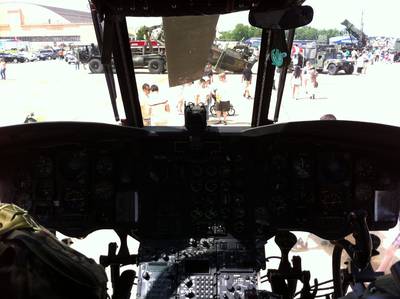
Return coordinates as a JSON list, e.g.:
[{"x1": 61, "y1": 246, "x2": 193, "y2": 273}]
[{"x1": 92, "y1": 1, "x2": 294, "y2": 129}]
